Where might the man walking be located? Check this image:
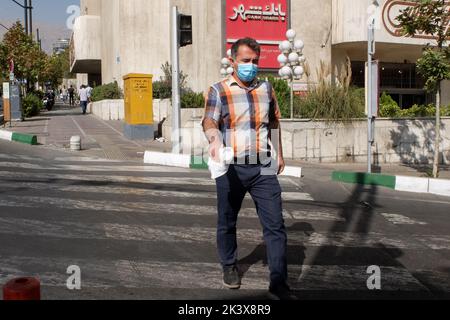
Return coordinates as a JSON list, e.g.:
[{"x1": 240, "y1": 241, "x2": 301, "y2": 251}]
[
  {"x1": 202, "y1": 38, "x2": 294, "y2": 300},
  {"x1": 79, "y1": 85, "x2": 88, "y2": 115},
  {"x1": 68, "y1": 85, "x2": 75, "y2": 106}
]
